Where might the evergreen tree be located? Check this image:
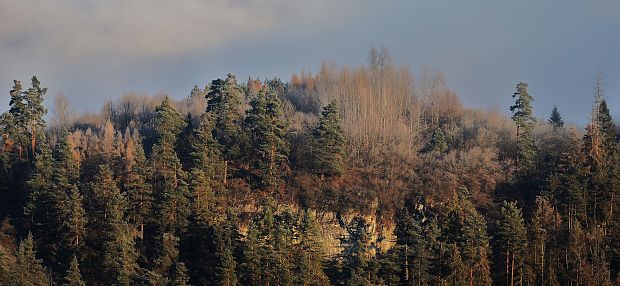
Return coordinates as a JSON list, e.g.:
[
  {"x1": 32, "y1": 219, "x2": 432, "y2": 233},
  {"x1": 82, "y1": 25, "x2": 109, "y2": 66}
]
[
  {"x1": 206, "y1": 74, "x2": 244, "y2": 184},
  {"x1": 190, "y1": 114, "x2": 222, "y2": 180},
  {"x1": 1, "y1": 80, "x2": 27, "y2": 159},
  {"x1": 395, "y1": 204, "x2": 436, "y2": 285},
  {"x1": 452, "y1": 188, "x2": 492, "y2": 286},
  {"x1": 11, "y1": 233, "x2": 48, "y2": 286},
  {"x1": 152, "y1": 97, "x2": 190, "y2": 235},
  {"x1": 244, "y1": 87, "x2": 289, "y2": 189},
  {"x1": 530, "y1": 196, "x2": 562, "y2": 286},
  {"x1": 124, "y1": 136, "x2": 152, "y2": 240},
  {"x1": 510, "y1": 82, "x2": 537, "y2": 174},
  {"x1": 24, "y1": 77, "x2": 48, "y2": 155},
  {"x1": 215, "y1": 226, "x2": 238, "y2": 286},
  {"x1": 424, "y1": 126, "x2": 448, "y2": 155},
  {"x1": 345, "y1": 217, "x2": 371, "y2": 286},
  {"x1": 496, "y1": 201, "x2": 529, "y2": 286},
  {"x1": 90, "y1": 165, "x2": 138, "y2": 285},
  {"x1": 62, "y1": 255, "x2": 85, "y2": 286},
  {"x1": 312, "y1": 100, "x2": 346, "y2": 177},
  {"x1": 153, "y1": 233, "x2": 188, "y2": 283},
  {"x1": 242, "y1": 221, "x2": 262, "y2": 286},
  {"x1": 296, "y1": 210, "x2": 330, "y2": 286},
  {"x1": 548, "y1": 105, "x2": 564, "y2": 128},
  {"x1": 25, "y1": 138, "x2": 83, "y2": 272}
]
